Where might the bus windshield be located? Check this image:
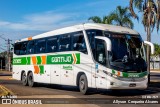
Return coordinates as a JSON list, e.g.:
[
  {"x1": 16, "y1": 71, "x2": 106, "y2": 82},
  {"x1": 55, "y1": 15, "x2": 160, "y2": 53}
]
[
  {"x1": 105, "y1": 32, "x2": 147, "y2": 72},
  {"x1": 86, "y1": 29, "x2": 147, "y2": 72}
]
